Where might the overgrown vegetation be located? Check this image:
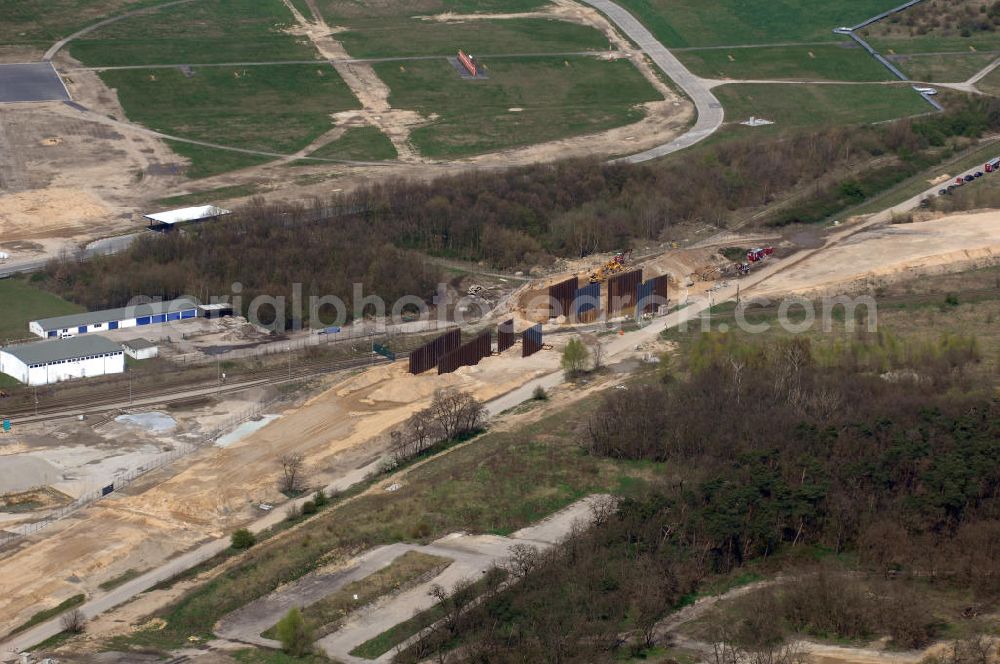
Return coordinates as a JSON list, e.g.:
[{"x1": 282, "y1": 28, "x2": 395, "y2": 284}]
[{"x1": 397, "y1": 331, "x2": 999, "y2": 662}]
